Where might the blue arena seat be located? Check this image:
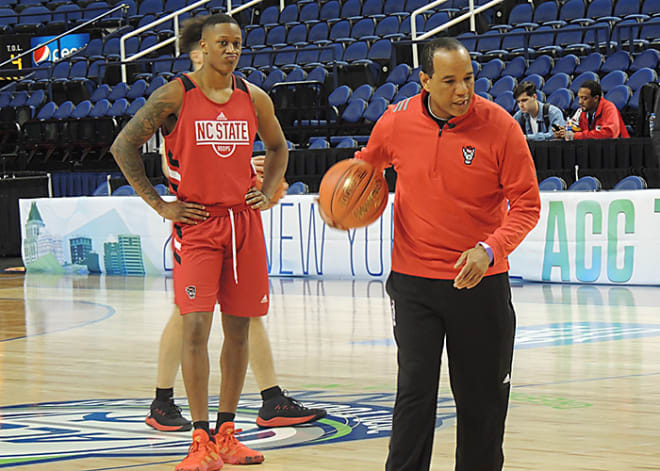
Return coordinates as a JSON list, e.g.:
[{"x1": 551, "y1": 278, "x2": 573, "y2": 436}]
[
  {"x1": 494, "y1": 91, "x2": 516, "y2": 113},
  {"x1": 502, "y1": 56, "x2": 527, "y2": 79},
  {"x1": 613, "y1": 176, "x2": 647, "y2": 190},
  {"x1": 605, "y1": 84, "x2": 632, "y2": 110},
  {"x1": 520, "y1": 73, "x2": 544, "y2": 91},
  {"x1": 626, "y1": 68, "x2": 657, "y2": 92},
  {"x1": 53, "y1": 101, "x2": 75, "y2": 120},
  {"x1": 373, "y1": 82, "x2": 397, "y2": 102},
  {"x1": 534, "y1": 1, "x2": 559, "y2": 23},
  {"x1": 385, "y1": 63, "x2": 411, "y2": 85},
  {"x1": 478, "y1": 58, "x2": 505, "y2": 81},
  {"x1": 287, "y1": 181, "x2": 310, "y2": 194},
  {"x1": 475, "y1": 77, "x2": 492, "y2": 94},
  {"x1": 308, "y1": 138, "x2": 330, "y2": 149},
  {"x1": 551, "y1": 54, "x2": 579, "y2": 76},
  {"x1": 337, "y1": 137, "x2": 358, "y2": 148},
  {"x1": 299, "y1": 2, "x2": 319, "y2": 23},
  {"x1": 547, "y1": 88, "x2": 574, "y2": 111},
  {"x1": 341, "y1": 98, "x2": 368, "y2": 123},
  {"x1": 352, "y1": 83, "x2": 374, "y2": 103},
  {"x1": 154, "y1": 183, "x2": 168, "y2": 195},
  {"x1": 570, "y1": 72, "x2": 599, "y2": 94},
  {"x1": 329, "y1": 85, "x2": 352, "y2": 108},
  {"x1": 600, "y1": 70, "x2": 628, "y2": 93},
  {"x1": 630, "y1": 49, "x2": 659, "y2": 72},
  {"x1": 126, "y1": 97, "x2": 146, "y2": 117},
  {"x1": 364, "y1": 97, "x2": 389, "y2": 122},
  {"x1": 539, "y1": 176, "x2": 567, "y2": 191},
  {"x1": 393, "y1": 81, "x2": 421, "y2": 103},
  {"x1": 568, "y1": 176, "x2": 602, "y2": 191},
  {"x1": 112, "y1": 185, "x2": 137, "y2": 196},
  {"x1": 600, "y1": 50, "x2": 631, "y2": 74},
  {"x1": 490, "y1": 75, "x2": 517, "y2": 98}
]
